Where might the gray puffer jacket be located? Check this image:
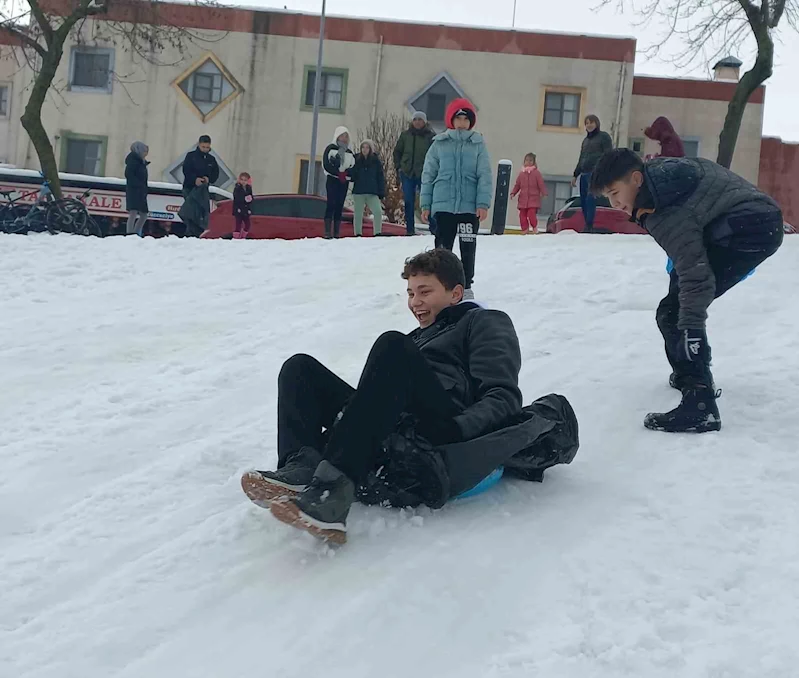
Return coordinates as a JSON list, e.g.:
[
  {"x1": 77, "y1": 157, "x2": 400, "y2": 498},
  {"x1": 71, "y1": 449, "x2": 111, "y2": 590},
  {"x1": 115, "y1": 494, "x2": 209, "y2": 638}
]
[{"x1": 634, "y1": 157, "x2": 782, "y2": 329}]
